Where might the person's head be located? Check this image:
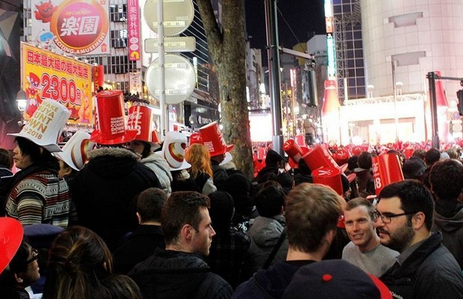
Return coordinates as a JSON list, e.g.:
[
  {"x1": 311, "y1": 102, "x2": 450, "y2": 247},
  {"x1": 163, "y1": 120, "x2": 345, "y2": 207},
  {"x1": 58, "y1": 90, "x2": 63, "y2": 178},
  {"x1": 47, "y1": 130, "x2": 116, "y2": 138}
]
[
  {"x1": 376, "y1": 180, "x2": 434, "y2": 253},
  {"x1": 401, "y1": 157, "x2": 426, "y2": 180},
  {"x1": 265, "y1": 149, "x2": 284, "y2": 167},
  {"x1": 161, "y1": 191, "x2": 215, "y2": 256},
  {"x1": 412, "y1": 148, "x2": 426, "y2": 160},
  {"x1": 285, "y1": 183, "x2": 344, "y2": 256},
  {"x1": 254, "y1": 185, "x2": 286, "y2": 218},
  {"x1": 210, "y1": 153, "x2": 225, "y2": 164},
  {"x1": 347, "y1": 155, "x2": 358, "y2": 171},
  {"x1": 136, "y1": 188, "x2": 167, "y2": 224},
  {"x1": 446, "y1": 148, "x2": 459, "y2": 160},
  {"x1": 344, "y1": 198, "x2": 379, "y2": 252},
  {"x1": 0, "y1": 240, "x2": 40, "y2": 290},
  {"x1": 44, "y1": 226, "x2": 113, "y2": 299},
  {"x1": 0, "y1": 148, "x2": 13, "y2": 169},
  {"x1": 185, "y1": 143, "x2": 213, "y2": 178},
  {"x1": 128, "y1": 140, "x2": 152, "y2": 159},
  {"x1": 430, "y1": 159, "x2": 463, "y2": 201},
  {"x1": 274, "y1": 172, "x2": 294, "y2": 194},
  {"x1": 208, "y1": 191, "x2": 235, "y2": 232},
  {"x1": 424, "y1": 148, "x2": 440, "y2": 167},
  {"x1": 357, "y1": 151, "x2": 372, "y2": 169},
  {"x1": 13, "y1": 136, "x2": 58, "y2": 170}
]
